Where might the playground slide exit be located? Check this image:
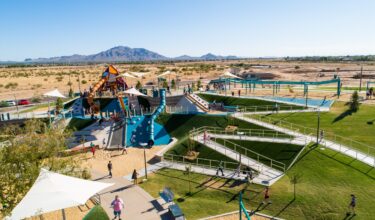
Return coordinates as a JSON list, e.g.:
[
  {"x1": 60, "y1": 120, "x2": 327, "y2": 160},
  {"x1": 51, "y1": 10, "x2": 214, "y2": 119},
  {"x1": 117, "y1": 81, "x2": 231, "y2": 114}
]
[{"x1": 148, "y1": 89, "x2": 166, "y2": 146}]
